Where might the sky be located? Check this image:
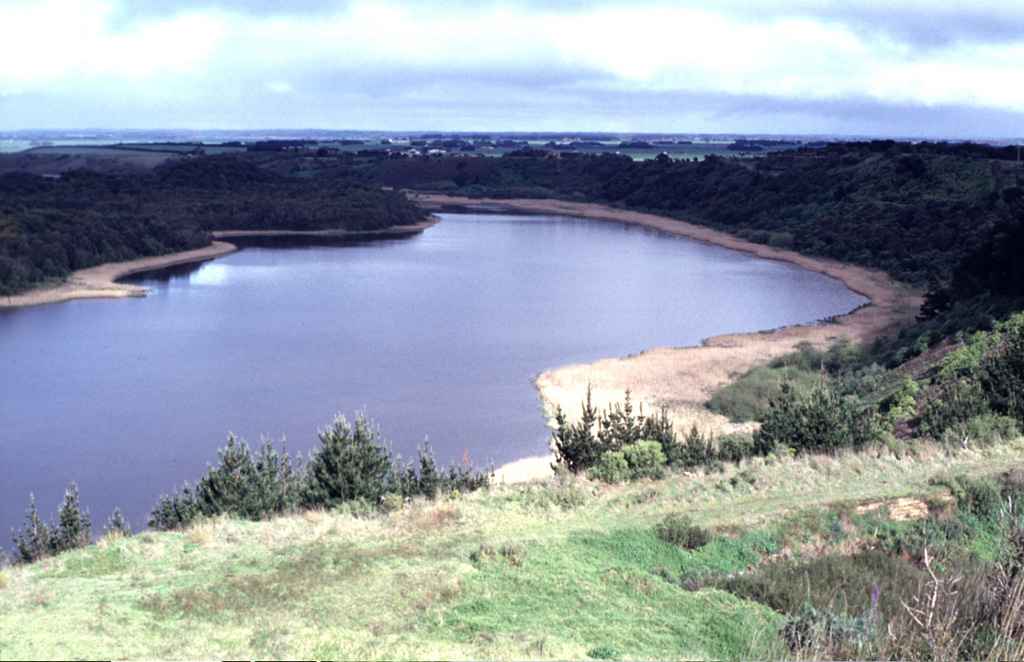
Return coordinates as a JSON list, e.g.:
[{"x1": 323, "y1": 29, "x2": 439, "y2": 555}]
[{"x1": 0, "y1": 0, "x2": 1022, "y2": 139}]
